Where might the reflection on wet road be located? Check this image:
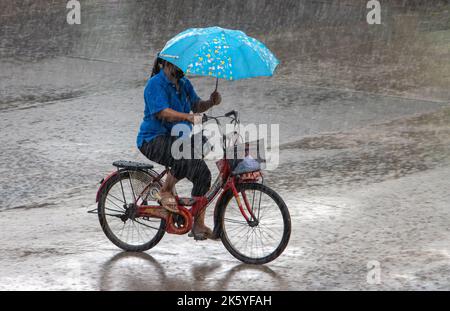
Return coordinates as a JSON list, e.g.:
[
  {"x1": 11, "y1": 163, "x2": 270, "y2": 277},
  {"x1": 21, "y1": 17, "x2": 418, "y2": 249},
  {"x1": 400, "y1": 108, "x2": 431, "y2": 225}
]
[{"x1": 99, "y1": 252, "x2": 286, "y2": 291}]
